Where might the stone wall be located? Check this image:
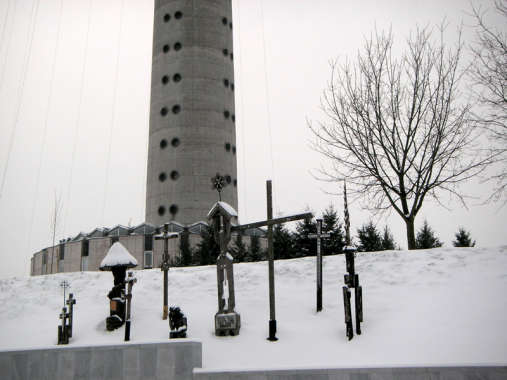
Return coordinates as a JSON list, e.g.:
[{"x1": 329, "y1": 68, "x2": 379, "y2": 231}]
[
  {"x1": 193, "y1": 365, "x2": 507, "y2": 380},
  {"x1": 0, "y1": 341, "x2": 202, "y2": 380}
]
